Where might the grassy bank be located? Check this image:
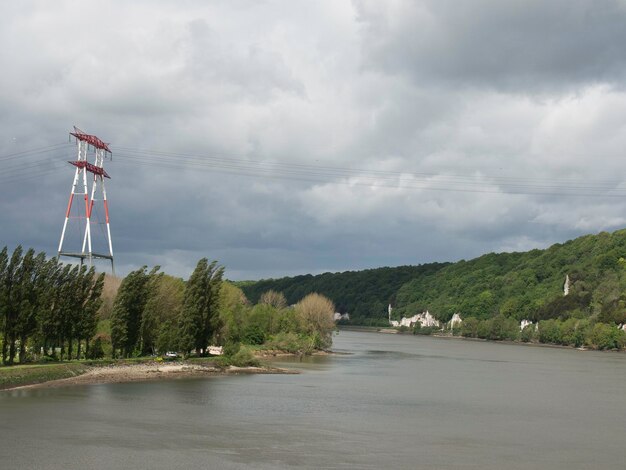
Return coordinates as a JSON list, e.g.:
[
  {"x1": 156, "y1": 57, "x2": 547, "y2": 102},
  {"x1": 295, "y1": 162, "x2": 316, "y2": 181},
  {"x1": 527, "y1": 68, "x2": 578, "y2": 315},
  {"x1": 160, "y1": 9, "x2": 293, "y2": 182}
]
[
  {"x1": 0, "y1": 351, "x2": 264, "y2": 391},
  {"x1": 0, "y1": 363, "x2": 90, "y2": 390}
]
